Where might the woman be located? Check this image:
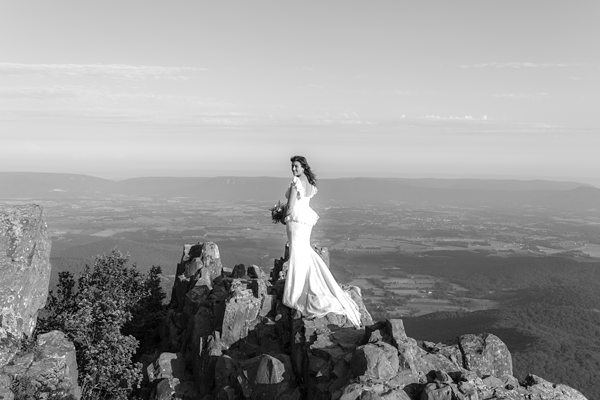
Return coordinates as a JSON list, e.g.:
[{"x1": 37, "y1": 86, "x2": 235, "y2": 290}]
[{"x1": 282, "y1": 155, "x2": 362, "y2": 327}]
